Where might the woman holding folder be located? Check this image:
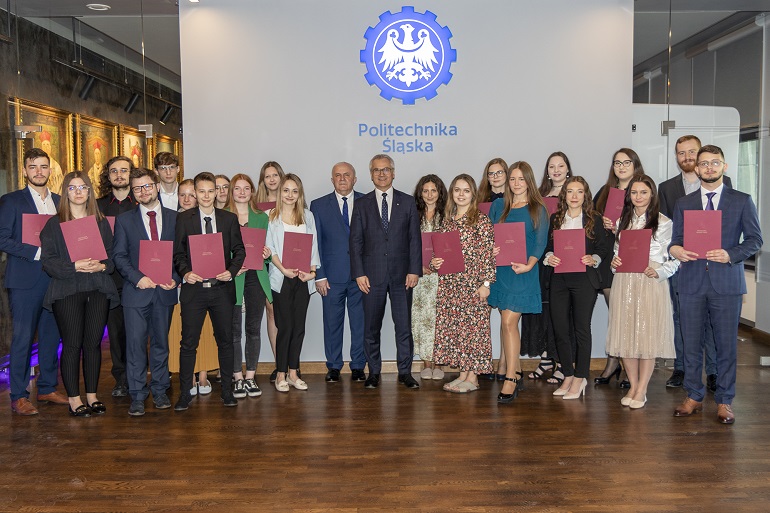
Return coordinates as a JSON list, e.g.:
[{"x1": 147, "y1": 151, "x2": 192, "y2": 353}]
[
  {"x1": 225, "y1": 174, "x2": 272, "y2": 399},
  {"x1": 40, "y1": 171, "x2": 118, "y2": 417},
  {"x1": 606, "y1": 175, "x2": 677, "y2": 409},
  {"x1": 487, "y1": 162, "x2": 548, "y2": 403},
  {"x1": 266, "y1": 173, "x2": 320, "y2": 393},
  {"x1": 543, "y1": 176, "x2": 610, "y2": 400}
]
